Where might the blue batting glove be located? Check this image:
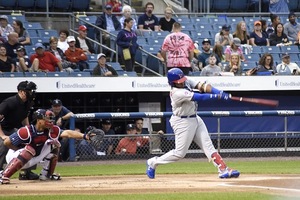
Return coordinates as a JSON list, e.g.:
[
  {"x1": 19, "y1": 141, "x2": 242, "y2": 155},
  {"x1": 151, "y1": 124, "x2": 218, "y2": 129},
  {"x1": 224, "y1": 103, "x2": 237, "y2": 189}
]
[{"x1": 219, "y1": 92, "x2": 231, "y2": 101}]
